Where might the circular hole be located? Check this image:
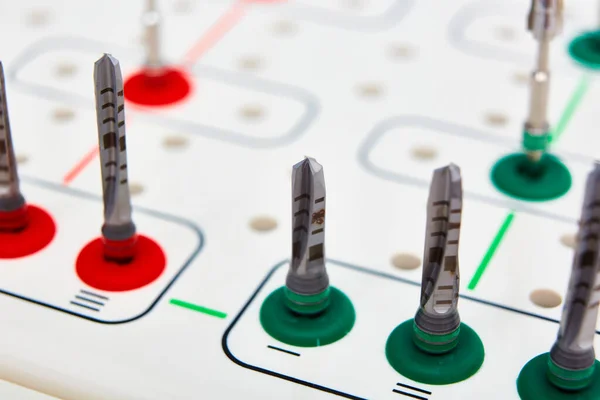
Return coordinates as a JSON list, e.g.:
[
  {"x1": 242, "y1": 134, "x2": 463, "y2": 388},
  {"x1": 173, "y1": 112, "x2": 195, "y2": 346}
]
[
  {"x1": 494, "y1": 26, "x2": 517, "y2": 41},
  {"x1": 26, "y1": 9, "x2": 51, "y2": 26},
  {"x1": 560, "y1": 233, "x2": 577, "y2": 249},
  {"x1": 529, "y1": 289, "x2": 562, "y2": 308},
  {"x1": 239, "y1": 104, "x2": 265, "y2": 121},
  {"x1": 512, "y1": 71, "x2": 529, "y2": 86},
  {"x1": 237, "y1": 55, "x2": 263, "y2": 72},
  {"x1": 391, "y1": 253, "x2": 421, "y2": 270},
  {"x1": 129, "y1": 182, "x2": 144, "y2": 196},
  {"x1": 271, "y1": 20, "x2": 297, "y2": 36},
  {"x1": 16, "y1": 154, "x2": 29, "y2": 165},
  {"x1": 484, "y1": 112, "x2": 509, "y2": 128},
  {"x1": 249, "y1": 216, "x2": 278, "y2": 232},
  {"x1": 162, "y1": 134, "x2": 189, "y2": 150},
  {"x1": 388, "y1": 43, "x2": 417, "y2": 61},
  {"x1": 411, "y1": 145, "x2": 438, "y2": 161},
  {"x1": 356, "y1": 82, "x2": 384, "y2": 99},
  {"x1": 52, "y1": 108, "x2": 75, "y2": 122},
  {"x1": 55, "y1": 62, "x2": 77, "y2": 78}
]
